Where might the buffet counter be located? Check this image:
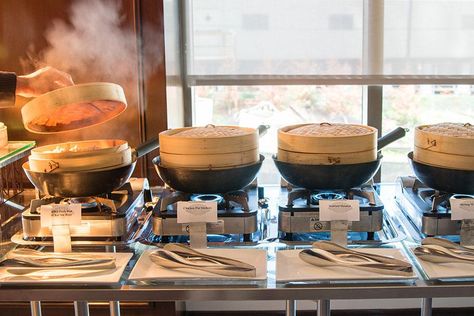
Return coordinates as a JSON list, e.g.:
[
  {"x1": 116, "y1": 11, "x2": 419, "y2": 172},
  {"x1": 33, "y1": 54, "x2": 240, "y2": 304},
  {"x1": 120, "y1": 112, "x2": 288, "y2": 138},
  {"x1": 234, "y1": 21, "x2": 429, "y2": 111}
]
[{"x1": 1, "y1": 184, "x2": 474, "y2": 316}]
